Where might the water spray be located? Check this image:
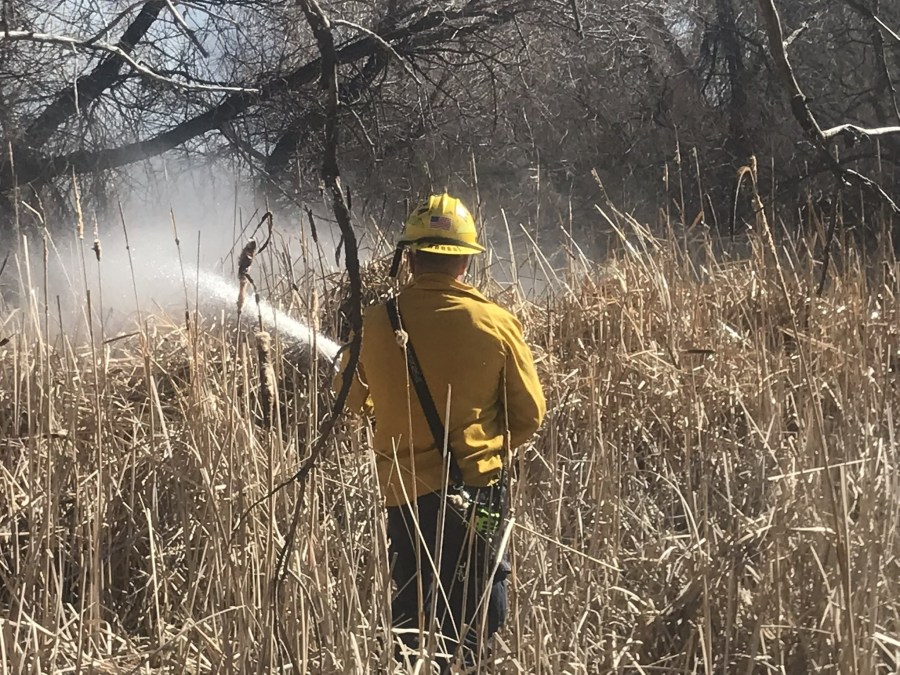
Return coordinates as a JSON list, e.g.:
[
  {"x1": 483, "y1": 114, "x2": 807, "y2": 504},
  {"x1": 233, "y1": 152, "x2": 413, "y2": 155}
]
[{"x1": 185, "y1": 268, "x2": 341, "y2": 363}]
